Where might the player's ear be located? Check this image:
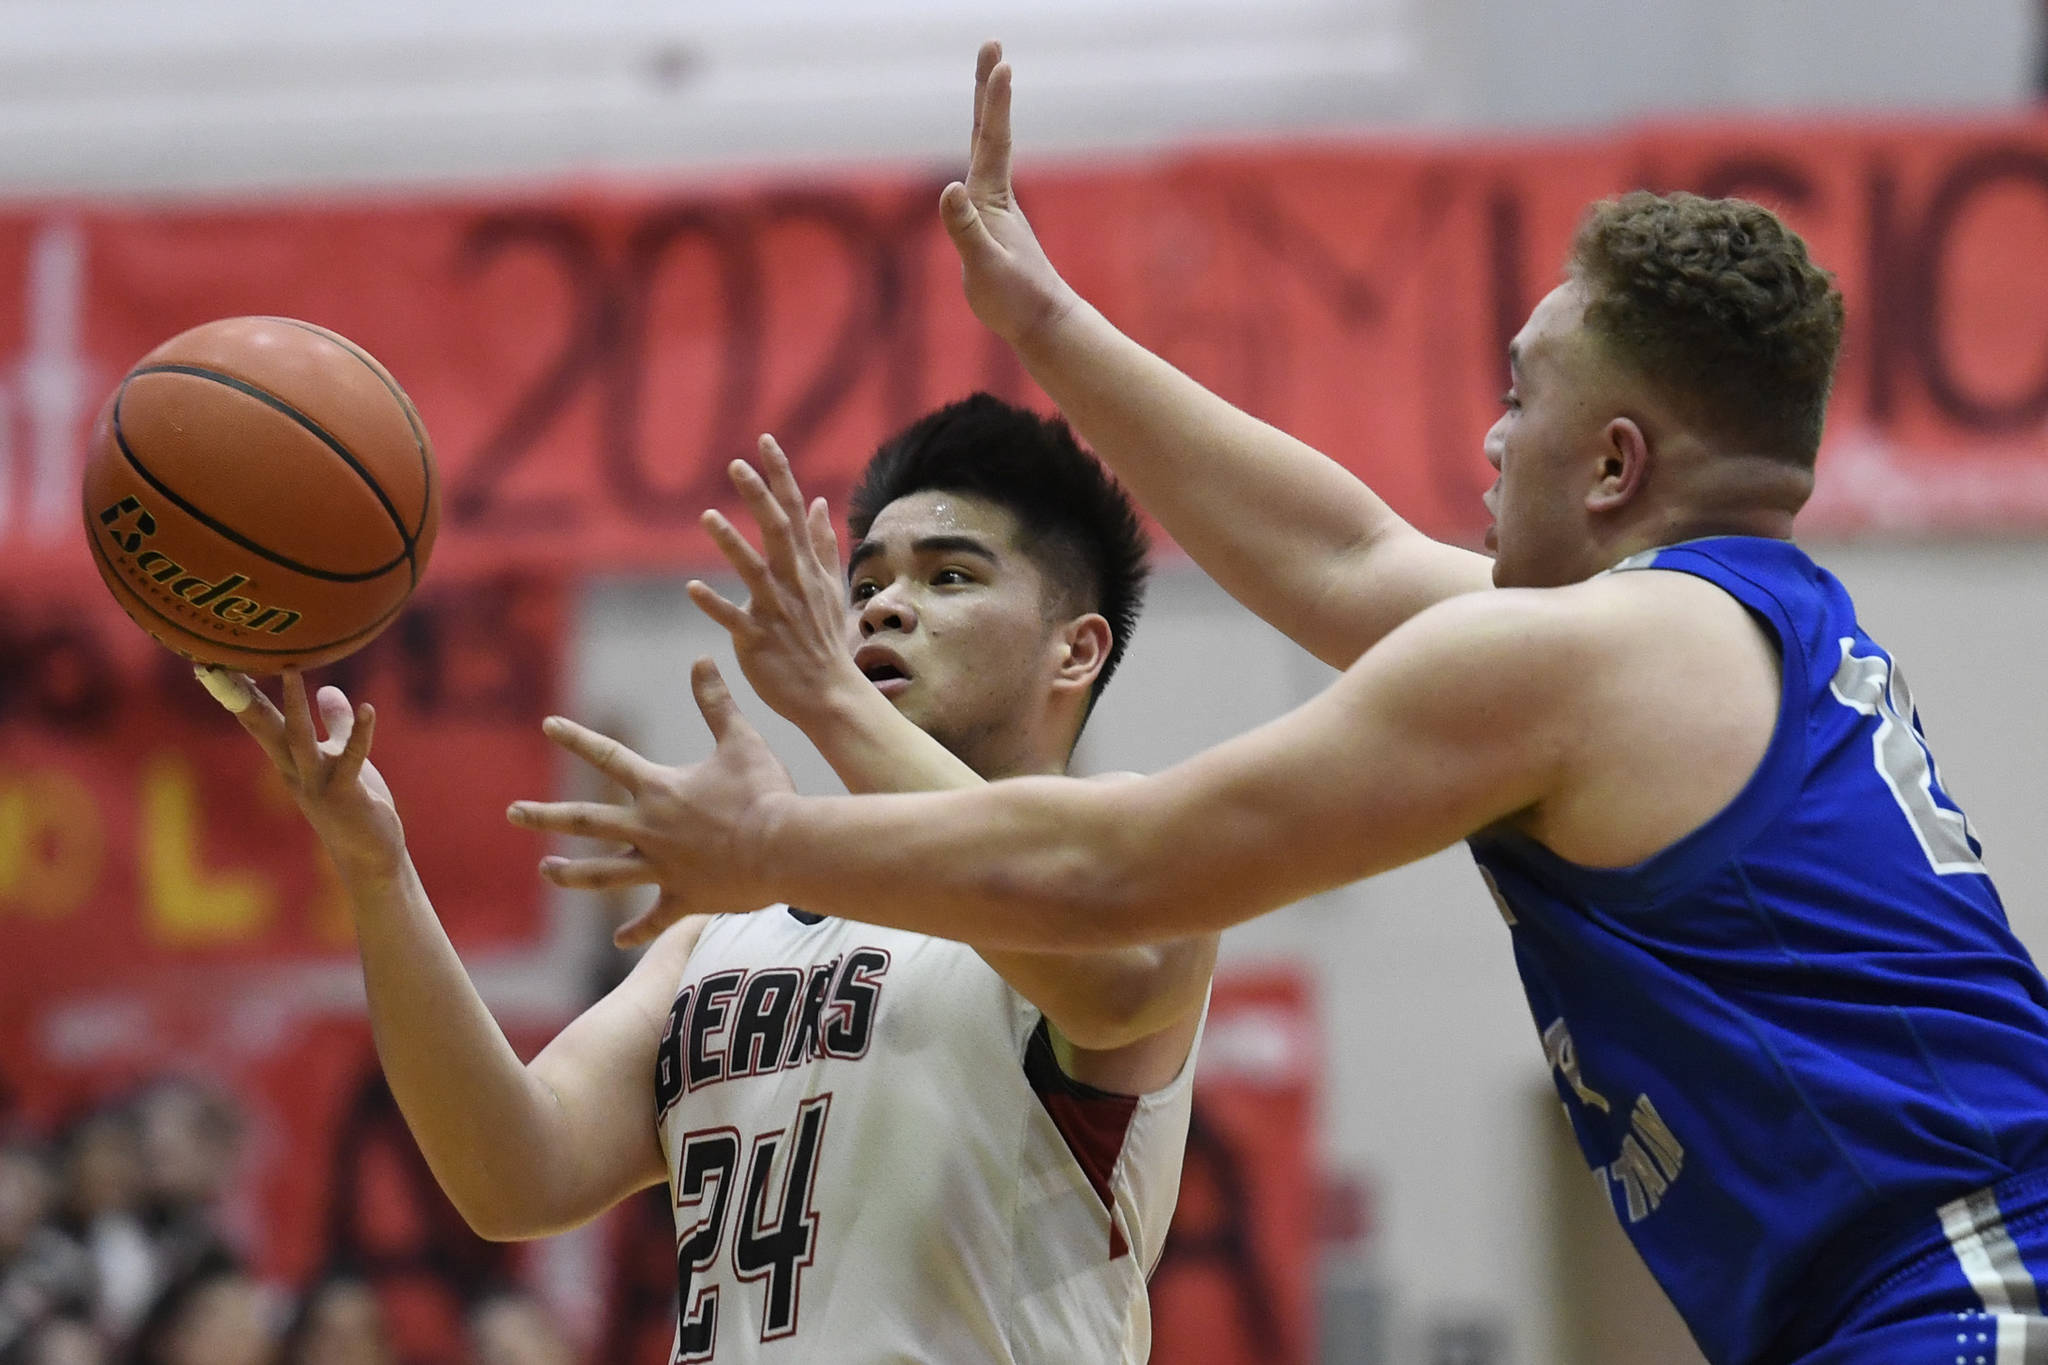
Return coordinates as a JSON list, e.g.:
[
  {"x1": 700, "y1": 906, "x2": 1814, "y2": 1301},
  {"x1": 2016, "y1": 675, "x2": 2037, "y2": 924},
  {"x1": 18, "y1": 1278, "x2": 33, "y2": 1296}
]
[
  {"x1": 1050, "y1": 614, "x2": 1111, "y2": 698},
  {"x1": 1588, "y1": 416, "x2": 1650, "y2": 513}
]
